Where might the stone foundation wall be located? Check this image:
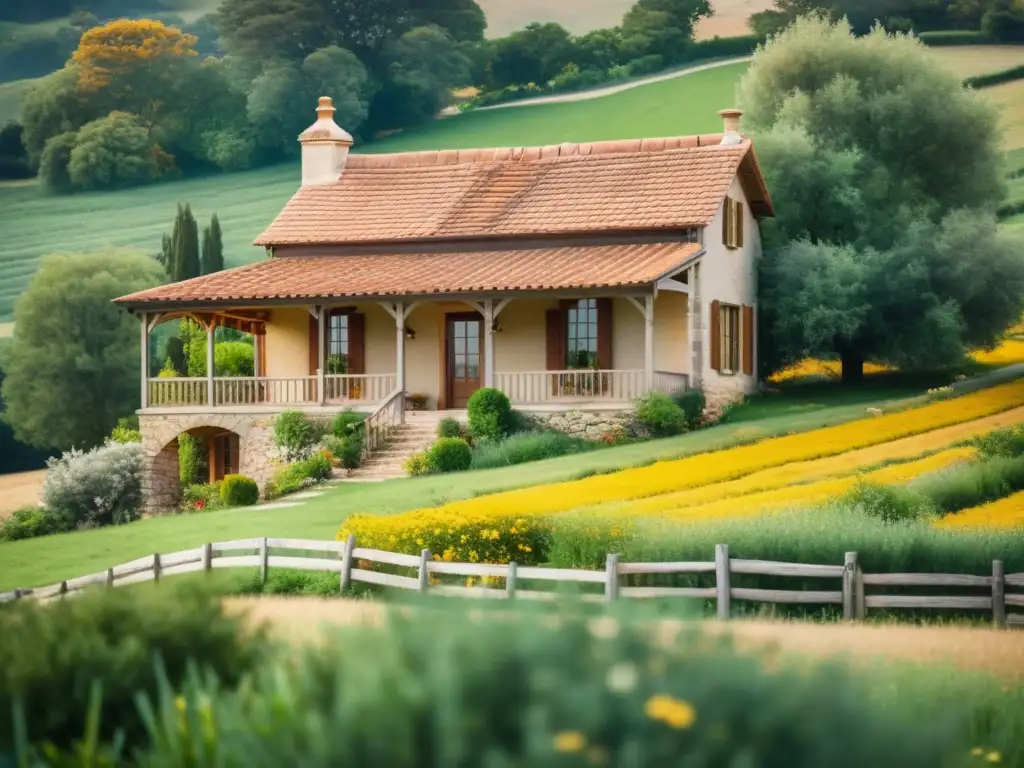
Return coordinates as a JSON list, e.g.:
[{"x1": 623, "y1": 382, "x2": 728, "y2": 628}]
[
  {"x1": 139, "y1": 412, "x2": 282, "y2": 512},
  {"x1": 526, "y1": 410, "x2": 634, "y2": 441}
]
